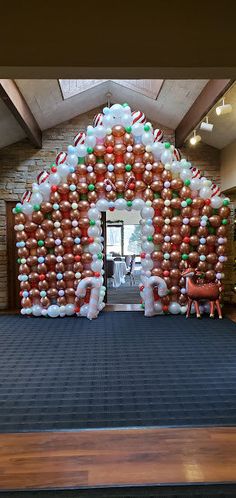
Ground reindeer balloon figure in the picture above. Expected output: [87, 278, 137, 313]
[181, 266, 223, 319]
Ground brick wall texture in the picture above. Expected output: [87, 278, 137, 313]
[0, 106, 230, 310]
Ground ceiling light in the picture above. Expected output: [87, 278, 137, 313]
[200, 116, 214, 132]
[216, 98, 232, 116]
[190, 130, 201, 145]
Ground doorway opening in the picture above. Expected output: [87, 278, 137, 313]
[104, 210, 142, 306]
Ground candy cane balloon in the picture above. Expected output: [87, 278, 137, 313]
[132, 110, 146, 125]
[21, 190, 32, 204]
[74, 131, 86, 147]
[173, 147, 181, 161]
[104, 178, 116, 192]
[37, 170, 49, 185]
[56, 151, 67, 165]
[93, 113, 103, 127]
[125, 175, 136, 191]
[211, 183, 221, 197]
[190, 167, 201, 179]
[153, 128, 164, 142]
[143, 276, 168, 317]
[76, 277, 101, 320]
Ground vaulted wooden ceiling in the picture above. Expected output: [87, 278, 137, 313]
[0, 79, 234, 151]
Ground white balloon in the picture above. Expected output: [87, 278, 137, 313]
[47, 305, 60, 318]
[211, 196, 223, 209]
[88, 242, 101, 254]
[121, 114, 132, 127]
[21, 203, 33, 215]
[96, 199, 109, 211]
[65, 304, 75, 316]
[57, 163, 70, 180]
[76, 144, 87, 157]
[141, 206, 154, 219]
[190, 178, 201, 190]
[152, 142, 164, 160]
[180, 168, 192, 181]
[132, 198, 145, 211]
[132, 122, 144, 137]
[67, 154, 78, 167]
[154, 302, 163, 314]
[32, 305, 43, 317]
[142, 225, 154, 236]
[199, 187, 212, 199]
[161, 150, 172, 165]
[142, 132, 154, 146]
[91, 260, 103, 272]
[48, 172, 61, 185]
[142, 241, 154, 253]
[141, 259, 154, 270]
[114, 198, 127, 210]
[85, 135, 96, 148]
[88, 226, 100, 237]
[169, 302, 181, 314]
[103, 114, 114, 128]
[110, 103, 123, 118]
[80, 304, 89, 317]
[94, 125, 106, 139]
[171, 161, 181, 175]
[31, 192, 43, 205]
[88, 207, 100, 220]
[39, 181, 51, 201]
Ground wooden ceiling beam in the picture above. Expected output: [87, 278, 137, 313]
[0, 79, 42, 148]
[175, 79, 234, 148]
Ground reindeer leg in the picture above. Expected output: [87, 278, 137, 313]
[186, 299, 192, 318]
[215, 299, 223, 319]
[210, 301, 215, 318]
[194, 300, 201, 318]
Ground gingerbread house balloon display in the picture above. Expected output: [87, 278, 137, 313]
[13, 103, 230, 319]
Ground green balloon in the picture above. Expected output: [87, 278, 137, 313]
[182, 254, 189, 260]
[81, 194, 87, 200]
[223, 199, 229, 206]
[144, 124, 150, 132]
[87, 147, 93, 154]
[90, 220, 96, 226]
[141, 303, 145, 309]
[97, 158, 104, 163]
[97, 253, 103, 260]
[185, 179, 191, 187]
[17, 258, 21, 264]
[33, 204, 40, 211]
[78, 157, 85, 164]
[154, 193, 161, 199]
[125, 126, 132, 133]
[147, 235, 153, 242]
[88, 184, 95, 192]
[127, 200, 132, 207]
[165, 142, 171, 149]
[186, 197, 192, 205]
[125, 164, 132, 172]
[15, 206, 22, 214]
[117, 193, 124, 198]
[222, 218, 228, 225]
[123, 103, 129, 107]
[38, 240, 44, 247]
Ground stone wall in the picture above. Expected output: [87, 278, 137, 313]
[0, 106, 223, 309]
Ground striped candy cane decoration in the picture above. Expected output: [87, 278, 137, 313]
[76, 277, 101, 320]
[104, 178, 117, 192]
[93, 113, 103, 127]
[56, 151, 67, 165]
[21, 190, 32, 204]
[153, 128, 164, 142]
[211, 183, 221, 197]
[37, 170, 49, 185]
[131, 110, 146, 125]
[143, 276, 168, 317]
[190, 167, 201, 179]
[74, 131, 86, 147]
[173, 147, 181, 161]
[125, 175, 136, 191]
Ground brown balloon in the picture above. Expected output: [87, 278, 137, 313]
[202, 205, 213, 217]
[44, 237, 55, 248]
[171, 234, 182, 245]
[41, 219, 54, 231]
[171, 216, 182, 227]
[46, 271, 57, 281]
[209, 215, 221, 228]
[170, 251, 181, 262]
[51, 210, 62, 222]
[189, 235, 199, 246]
[40, 297, 50, 308]
[26, 238, 37, 249]
[18, 247, 29, 258]
[219, 206, 230, 218]
[197, 261, 207, 272]
[123, 152, 135, 164]
[16, 231, 28, 242]
[15, 213, 26, 224]
[171, 178, 183, 190]
[216, 226, 227, 236]
[24, 221, 37, 233]
[35, 228, 46, 240]
[161, 188, 172, 200]
[205, 270, 216, 281]
[189, 216, 200, 227]
[180, 186, 192, 199]
[27, 255, 38, 267]
[197, 227, 208, 237]
[47, 288, 58, 299]
[151, 268, 163, 277]
[68, 191, 80, 203]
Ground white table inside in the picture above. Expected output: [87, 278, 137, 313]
[113, 261, 127, 288]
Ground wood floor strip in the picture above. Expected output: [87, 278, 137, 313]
[0, 427, 236, 490]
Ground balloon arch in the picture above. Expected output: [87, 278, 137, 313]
[13, 104, 230, 319]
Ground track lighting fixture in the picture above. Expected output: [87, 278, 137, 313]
[190, 130, 201, 145]
[216, 98, 232, 116]
[200, 116, 214, 132]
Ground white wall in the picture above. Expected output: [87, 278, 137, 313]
[106, 210, 141, 225]
[220, 139, 236, 192]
